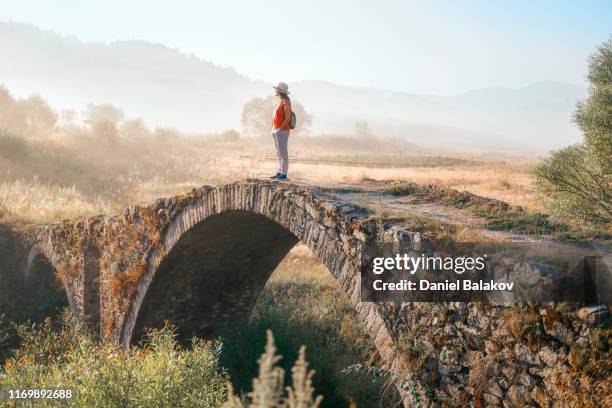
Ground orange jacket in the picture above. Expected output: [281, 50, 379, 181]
[272, 99, 291, 131]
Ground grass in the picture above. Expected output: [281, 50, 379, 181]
[0, 179, 112, 223]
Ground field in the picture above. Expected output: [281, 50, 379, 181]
[0, 129, 539, 224]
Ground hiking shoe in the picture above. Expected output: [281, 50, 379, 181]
[269, 173, 281, 179]
[276, 174, 288, 180]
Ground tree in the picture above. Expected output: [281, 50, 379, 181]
[241, 96, 312, 137]
[84, 103, 124, 124]
[535, 38, 611, 225]
[91, 119, 119, 145]
[17, 95, 58, 136]
[0, 86, 57, 136]
[354, 120, 373, 138]
[60, 109, 77, 124]
[0, 129, 29, 161]
[85, 103, 124, 145]
[0, 85, 25, 132]
[574, 38, 612, 175]
[119, 118, 151, 140]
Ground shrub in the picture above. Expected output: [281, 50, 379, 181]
[535, 144, 610, 224]
[0, 312, 230, 407]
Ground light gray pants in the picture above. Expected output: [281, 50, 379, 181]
[272, 129, 289, 175]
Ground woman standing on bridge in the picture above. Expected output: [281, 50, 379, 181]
[270, 82, 292, 180]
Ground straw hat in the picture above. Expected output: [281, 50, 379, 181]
[272, 82, 290, 94]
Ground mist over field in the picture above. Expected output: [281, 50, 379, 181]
[0, 21, 586, 152]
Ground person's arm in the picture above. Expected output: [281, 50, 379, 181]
[281, 102, 292, 129]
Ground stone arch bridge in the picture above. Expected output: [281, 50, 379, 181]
[3, 180, 420, 404]
[1, 180, 607, 407]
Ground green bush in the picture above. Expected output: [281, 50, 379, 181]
[0, 312, 230, 407]
[535, 144, 610, 224]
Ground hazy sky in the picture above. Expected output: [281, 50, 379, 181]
[2, 0, 610, 94]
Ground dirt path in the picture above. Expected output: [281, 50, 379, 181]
[335, 191, 534, 241]
[271, 179, 610, 254]
[283, 180, 609, 256]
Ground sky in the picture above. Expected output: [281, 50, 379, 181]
[1, 0, 610, 95]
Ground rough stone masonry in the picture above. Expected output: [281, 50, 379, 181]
[1, 180, 610, 407]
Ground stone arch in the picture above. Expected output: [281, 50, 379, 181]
[131, 210, 299, 341]
[119, 182, 410, 404]
[120, 182, 364, 345]
[22, 246, 71, 321]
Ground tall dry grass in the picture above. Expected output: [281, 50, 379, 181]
[0, 179, 112, 223]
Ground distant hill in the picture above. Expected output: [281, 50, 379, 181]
[0, 22, 267, 130]
[291, 80, 586, 151]
[0, 21, 586, 151]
